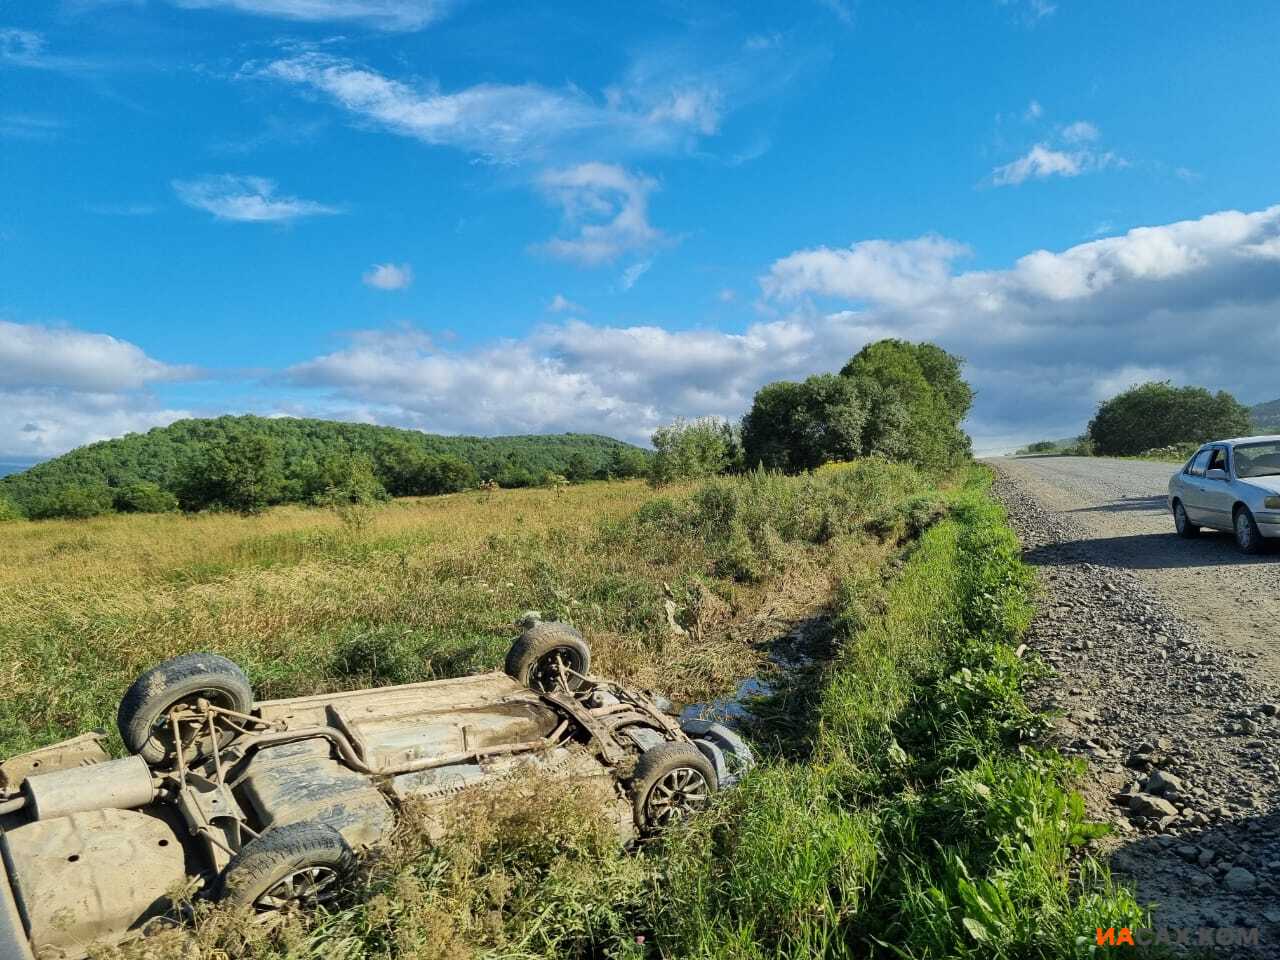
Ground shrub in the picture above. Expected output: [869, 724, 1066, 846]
[113, 480, 179, 514]
[1087, 381, 1253, 455]
[28, 484, 114, 520]
[0, 496, 22, 521]
[650, 417, 739, 485]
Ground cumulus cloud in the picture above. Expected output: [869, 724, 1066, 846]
[362, 262, 413, 290]
[173, 175, 340, 222]
[256, 53, 722, 164]
[166, 0, 452, 30]
[762, 235, 970, 306]
[991, 120, 1123, 187]
[0, 321, 196, 458]
[535, 164, 663, 266]
[276, 204, 1280, 454]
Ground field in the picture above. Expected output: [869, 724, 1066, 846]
[0, 464, 1148, 958]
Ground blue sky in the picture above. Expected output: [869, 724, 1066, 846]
[3, 0, 1279, 459]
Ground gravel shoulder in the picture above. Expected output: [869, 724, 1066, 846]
[989, 457, 1280, 953]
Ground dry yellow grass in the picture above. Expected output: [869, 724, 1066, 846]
[0, 478, 849, 756]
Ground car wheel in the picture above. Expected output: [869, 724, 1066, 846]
[117, 653, 254, 765]
[504, 622, 591, 693]
[1234, 506, 1264, 555]
[218, 822, 355, 913]
[1173, 500, 1199, 539]
[630, 742, 717, 832]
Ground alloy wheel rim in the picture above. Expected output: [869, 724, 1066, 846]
[256, 866, 341, 911]
[645, 766, 710, 826]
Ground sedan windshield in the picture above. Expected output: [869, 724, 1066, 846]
[1234, 441, 1280, 478]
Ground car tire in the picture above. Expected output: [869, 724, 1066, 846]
[630, 741, 717, 832]
[504, 622, 591, 693]
[218, 822, 355, 912]
[1173, 500, 1200, 539]
[117, 653, 253, 765]
[1234, 506, 1265, 555]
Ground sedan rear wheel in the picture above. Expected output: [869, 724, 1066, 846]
[1234, 506, 1264, 555]
[1173, 501, 1199, 539]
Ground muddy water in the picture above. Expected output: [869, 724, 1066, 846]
[678, 615, 832, 724]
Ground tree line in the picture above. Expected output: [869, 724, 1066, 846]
[0, 417, 649, 520]
[1, 338, 977, 520]
[649, 339, 973, 484]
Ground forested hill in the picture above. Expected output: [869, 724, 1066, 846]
[0, 416, 648, 518]
[1253, 398, 1280, 432]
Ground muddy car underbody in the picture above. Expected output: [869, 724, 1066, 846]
[0, 622, 751, 960]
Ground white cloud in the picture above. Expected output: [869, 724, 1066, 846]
[991, 118, 1122, 187]
[0, 28, 95, 72]
[620, 260, 652, 290]
[548, 293, 585, 313]
[0, 321, 196, 458]
[363, 262, 413, 290]
[0, 320, 194, 392]
[257, 53, 723, 164]
[762, 235, 970, 306]
[1024, 99, 1043, 121]
[991, 143, 1123, 186]
[535, 163, 664, 266]
[166, 0, 452, 30]
[173, 174, 340, 222]
[717, 288, 736, 303]
[1060, 120, 1100, 143]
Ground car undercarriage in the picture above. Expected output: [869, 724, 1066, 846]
[0, 621, 752, 960]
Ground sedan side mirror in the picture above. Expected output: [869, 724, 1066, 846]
[1206, 468, 1229, 481]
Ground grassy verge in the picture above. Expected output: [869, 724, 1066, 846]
[645, 466, 1148, 958]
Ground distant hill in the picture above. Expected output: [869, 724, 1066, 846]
[1252, 398, 1280, 433]
[0, 416, 648, 518]
[0, 458, 41, 479]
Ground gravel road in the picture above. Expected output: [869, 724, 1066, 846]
[990, 456, 1280, 954]
[993, 456, 1279, 683]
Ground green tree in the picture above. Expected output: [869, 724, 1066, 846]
[649, 417, 737, 485]
[1086, 381, 1253, 455]
[113, 480, 179, 513]
[841, 340, 971, 470]
[0, 496, 23, 521]
[421, 455, 479, 494]
[29, 484, 114, 520]
[607, 446, 649, 479]
[564, 451, 597, 483]
[310, 453, 386, 506]
[179, 430, 285, 513]
[741, 374, 867, 471]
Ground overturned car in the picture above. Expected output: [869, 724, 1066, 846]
[0, 622, 752, 960]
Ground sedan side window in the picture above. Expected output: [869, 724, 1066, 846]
[1187, 450, 1211, 477]
[1207, 447, 1229, 476]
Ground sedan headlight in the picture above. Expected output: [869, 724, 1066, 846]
[1266, 496, 1280, 510]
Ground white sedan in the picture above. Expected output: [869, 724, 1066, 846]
[1168, 436, 1280, 554]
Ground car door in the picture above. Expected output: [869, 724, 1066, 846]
[1180, 448, 1213, 523]
[1200, 445, 1235, 530]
